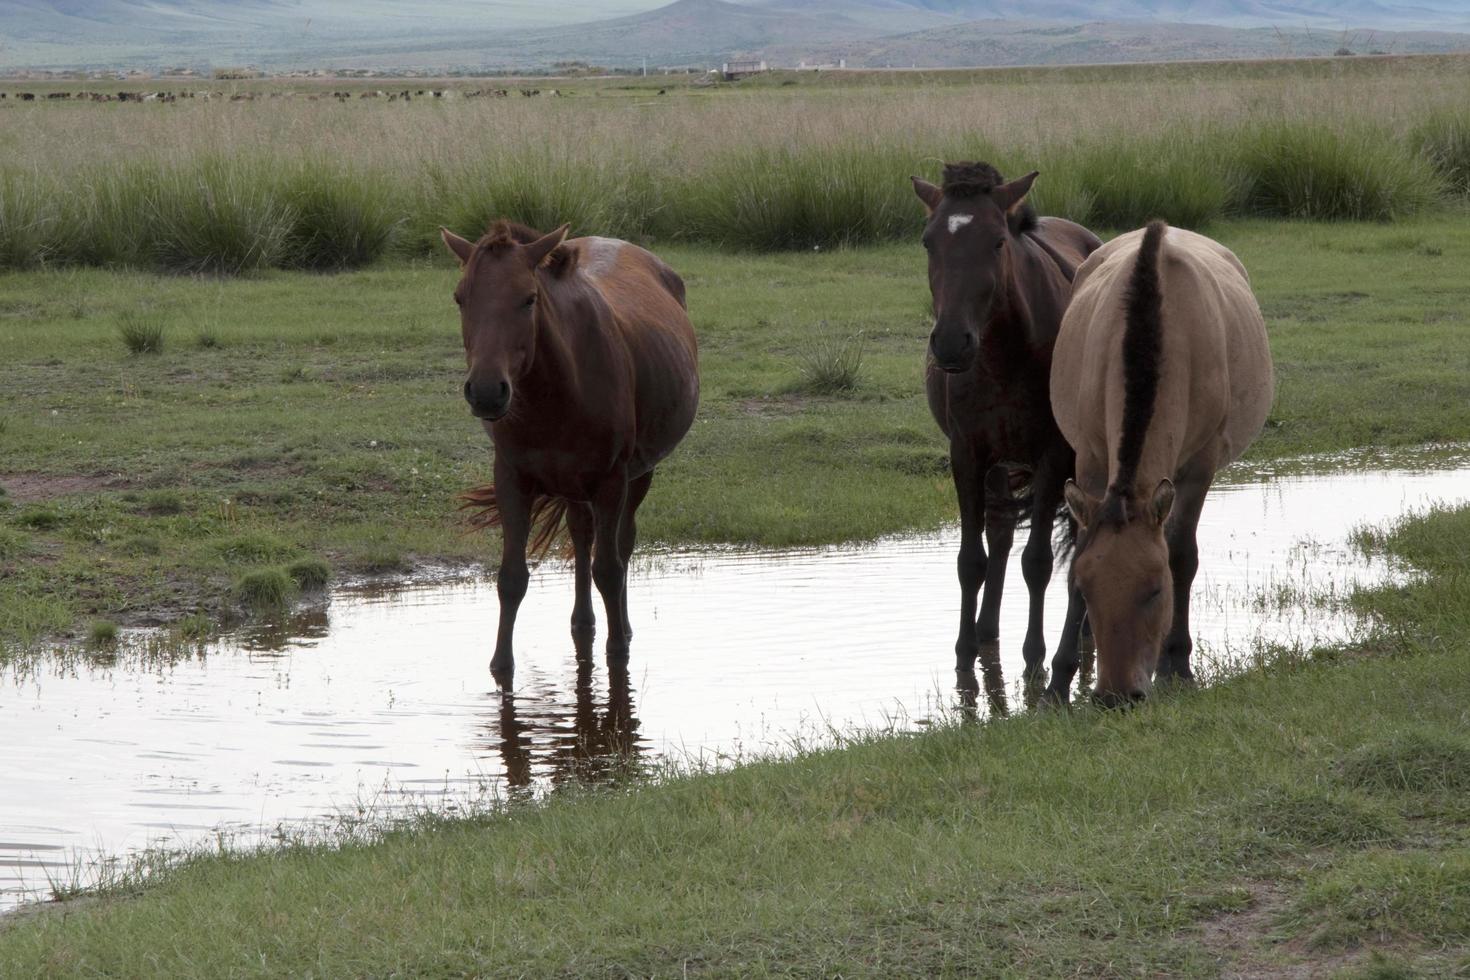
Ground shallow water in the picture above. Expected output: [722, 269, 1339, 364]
[2, 454, 1467, 908]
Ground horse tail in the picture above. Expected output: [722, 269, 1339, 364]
[1110, 219, 1167, 504]
[459, 484, 574, 560]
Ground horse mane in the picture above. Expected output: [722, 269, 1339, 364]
[940, 160, 1039, 234]
[469, 219, 579, 278]
[1095, 219, 1168, 529]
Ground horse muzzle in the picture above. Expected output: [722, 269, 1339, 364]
[929, 325, 977, 374]
[464, 378, 511, 421]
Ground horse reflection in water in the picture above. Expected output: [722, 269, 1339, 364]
[487, 633, 645, 796]
[955, 632, 1096, 718]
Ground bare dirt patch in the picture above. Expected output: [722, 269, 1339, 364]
[738, 395, 808, 418]
[1194, 880, 1369, 979]
[0, 473, 131, 502]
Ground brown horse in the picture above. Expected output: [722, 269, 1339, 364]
[441, 221, 699, 676]
[1051, 221, 1274, 704]
[912, 162, 1102, 680]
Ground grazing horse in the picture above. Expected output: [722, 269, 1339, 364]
[441, 221, 699, 676]
[912, 162, 1101, 678]
[1050, 221, 1273, 704]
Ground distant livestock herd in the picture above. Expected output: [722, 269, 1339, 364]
[0, 88, 563, 104]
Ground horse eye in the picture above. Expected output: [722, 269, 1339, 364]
[522, 294, 537, 309]
[995, 238, 1006, 251]
[1141, 588, 1162, 605]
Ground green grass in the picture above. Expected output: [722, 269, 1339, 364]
[233, 568, 296, 613]
[3, 504, 1468, 976]
[1232, 121, 1447, 221]
[85, 619, 117, 647]
[2, 217, 1470, 647]
[1412, 106, 1470, 196]
[791, 328, 866, 395]
[286, 556, 331, 591]
[115, 311, 164, 354]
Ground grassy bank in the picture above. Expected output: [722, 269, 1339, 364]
[2, 57, 1470, 266]
[3, 503, 1468, 976]
[3, 217, 1470, 649]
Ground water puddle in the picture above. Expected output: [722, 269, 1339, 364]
[3, 452, 1467, 908]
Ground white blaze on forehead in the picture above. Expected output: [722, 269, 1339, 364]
[947, 213, 974, 234]
[580, 236, 622, 279]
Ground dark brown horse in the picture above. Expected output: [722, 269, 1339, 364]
[912, 162, 1101, 681]
[1052, 222, 1273, 704]
[441, 221, 699, 676]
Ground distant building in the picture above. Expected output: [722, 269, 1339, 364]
[722, 59, 767, 80]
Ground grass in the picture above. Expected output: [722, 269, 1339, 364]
[1412, 106, 1470, 195]
[791, 328, 866, 394]
[85, 619, 117, 647]
[1337, 729, 1470, 794]
[1, 57, 1470, 269]
[2, 216, 1470, 648]
[286, 557, 331, 591]
[2, 504, 1469, 975]
[233, 568, 296, 613]
[115, 312, 164, 354]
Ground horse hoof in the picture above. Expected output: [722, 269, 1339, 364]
[489, 660, 514, 688]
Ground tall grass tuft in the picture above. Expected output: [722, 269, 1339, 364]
[88, 619, 119, 647]
[677, 144, 927, 250]
[281, 161, 400, 270]
[117, 312, 165, 354]
[1063, 133, 1235, 229]
[1411, 108, 1470, 195]
[49, 163, 157, 267]
[287, 557, 332, 591]
[235, 568, 297, 613]
[792, 329, 866, 394]
[1233, 122, 1445, 221]
[419, 151, 657, 253]
[0, 173, 54, 269]
[149, 158, 295, 274]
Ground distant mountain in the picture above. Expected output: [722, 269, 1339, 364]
[790, 18, 1470, 68]
[2, 0, 1467, 69]
[0, 0, 660, 68]
[772, 0, 1470, 30]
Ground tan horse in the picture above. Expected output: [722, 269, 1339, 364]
[441, 221, 699, 677]
[1050, 221, 1273, 704]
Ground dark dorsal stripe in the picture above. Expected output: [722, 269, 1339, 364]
[1107, 219, 1167, 511]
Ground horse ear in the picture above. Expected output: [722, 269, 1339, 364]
[1063, 479, 1096, 529]
[911, 176, 942, 215]
[440, 228, 474, 265]
[524, 223, 571, 268]
[1150, 479, 1176, 526]
[992, 170, 1039, 215]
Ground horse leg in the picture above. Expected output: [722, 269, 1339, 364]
[490, 467, 532, 679]
[614, 471, 655, 642]
[1019, 462, 1066, 678]
[590, 476, 631, 659]
[951, 448, 987, 670]
[1044, 585, 1088, 704]
[567, 502, 596, 635]
[976, 464, 1015, 643]
[1157, 475, 1211, 684]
